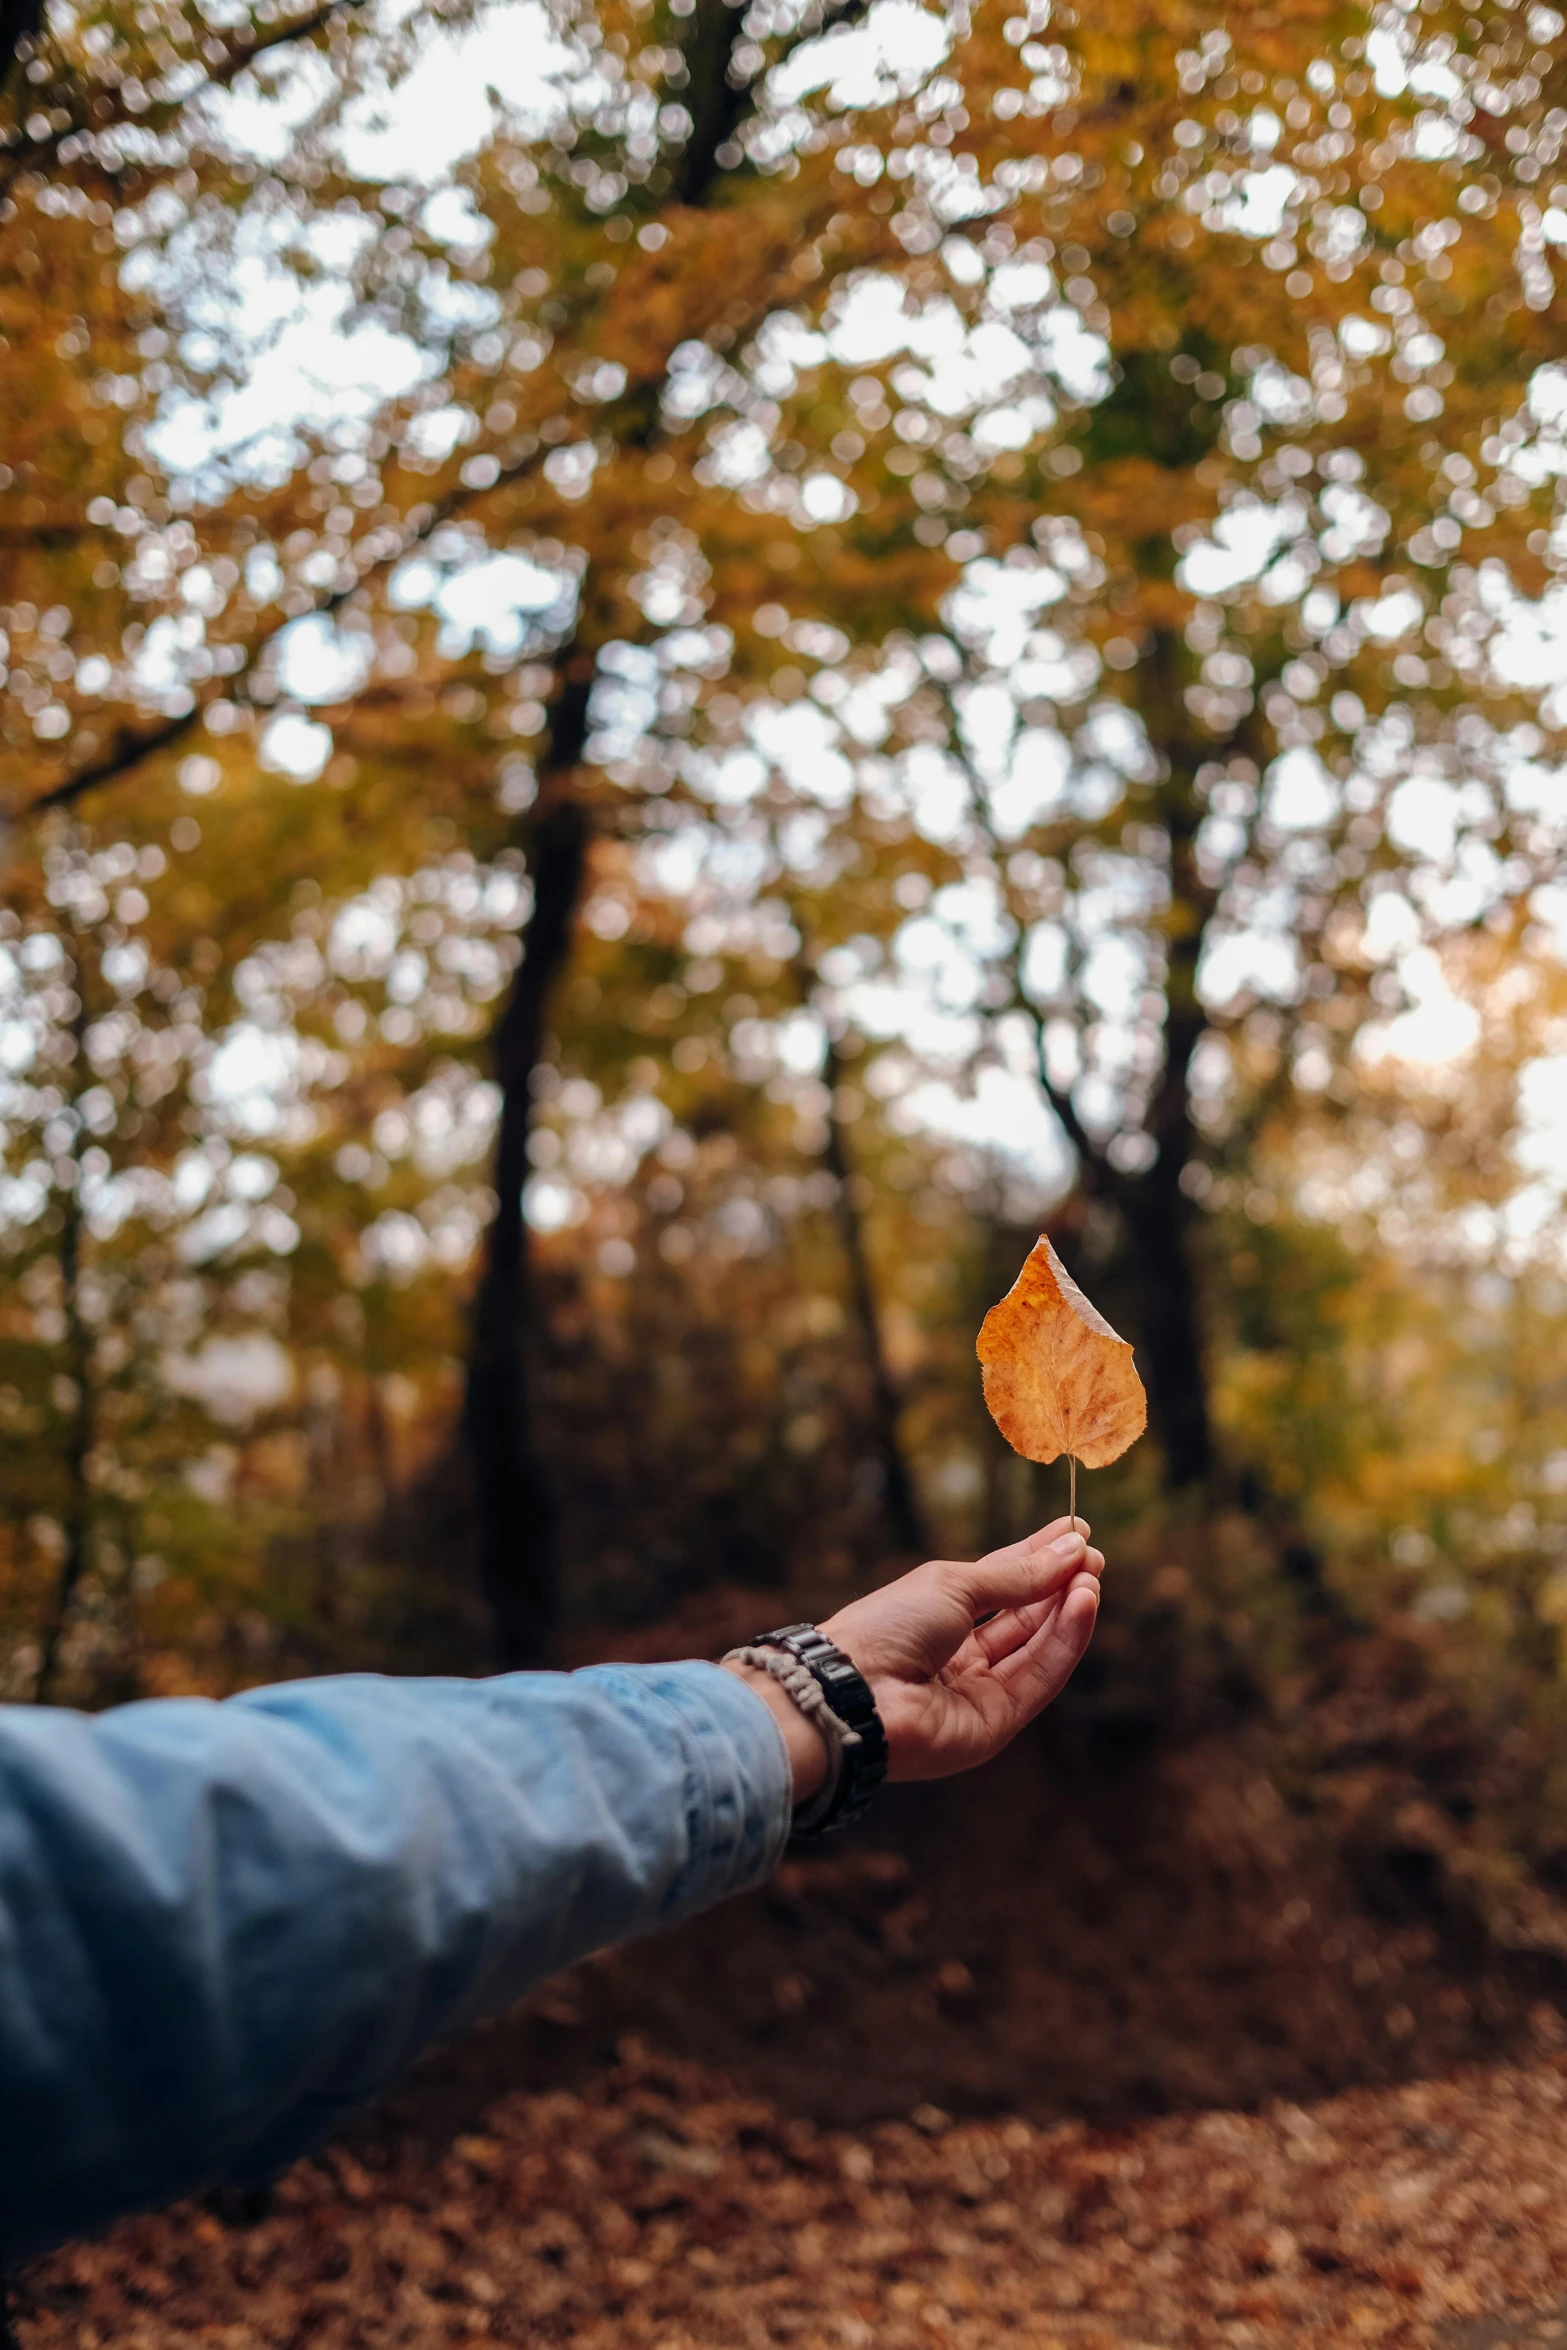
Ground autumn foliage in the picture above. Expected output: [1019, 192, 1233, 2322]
[0, 0, 1564, 1709]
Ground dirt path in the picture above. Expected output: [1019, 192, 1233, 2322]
[18, 2037, 1567, 2349]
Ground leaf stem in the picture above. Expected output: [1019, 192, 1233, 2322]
[1069, 1453, 1077, 1532]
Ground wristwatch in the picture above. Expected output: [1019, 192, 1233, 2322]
[754, 1622, 889, 1838]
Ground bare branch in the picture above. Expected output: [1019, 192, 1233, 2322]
[24, 438, 552, 818]
[0, 521, 115, 547]
[0, 0, 43, 92]
[1011, 980, 1130, 1207]
[1, 0, 366, 198]
[672, 0, 869, 203]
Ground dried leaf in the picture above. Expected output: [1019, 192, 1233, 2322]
[977, 1235, 1147, 1471]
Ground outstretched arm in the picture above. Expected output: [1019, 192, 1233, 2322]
[0, 1660, 790, 2261]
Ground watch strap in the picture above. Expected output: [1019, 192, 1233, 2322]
[752, 1622, 889, 1838]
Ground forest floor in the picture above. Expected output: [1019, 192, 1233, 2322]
[19, 1590, 1567, 2349]
[19, 2036, 1567, 2349]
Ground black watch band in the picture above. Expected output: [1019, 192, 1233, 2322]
[754, 1622, 889, 1838]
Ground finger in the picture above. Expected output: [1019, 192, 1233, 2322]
[953, 1576, 1091, 1687]
[992, 1570, 1101, 1717]
[971, 1566, 1103, 1667]
[984, 1515, 1091, 1563]
[970, 1597, 1052, 1667]
[970, 1547, 1105, 1665]
[946, 1525, 1092, 1623]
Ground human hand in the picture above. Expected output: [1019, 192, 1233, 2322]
[817, 1518, 1104, 1782]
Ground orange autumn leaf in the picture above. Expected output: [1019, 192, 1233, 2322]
[977, 1236, 1147, 1471]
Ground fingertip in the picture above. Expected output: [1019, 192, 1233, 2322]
[1032, 1514, 1092, 1548]
[1060, 1584, 1099, 1646]
[1054, 1512, 1091, 1541]
[963, 1527, 1094, 1622]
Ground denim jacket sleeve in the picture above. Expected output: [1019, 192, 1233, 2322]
[0, 1661, 793, 2261]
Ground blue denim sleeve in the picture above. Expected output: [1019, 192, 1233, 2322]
[0, 1660, 792, 2260]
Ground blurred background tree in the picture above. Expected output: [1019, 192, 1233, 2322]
[2, 0, 1566, 1710]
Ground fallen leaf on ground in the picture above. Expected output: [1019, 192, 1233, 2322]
[977, 1236, 1147, 1471]
[24, 2044, 1567, 2350]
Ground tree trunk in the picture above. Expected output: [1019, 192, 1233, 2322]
[1116, 1153, 1212, 1489]
[463, 674, 592, 1664]
[0, 0, 42, 88]
[1012, 1004, 1214, 1492]
[35, 980, 94, 1702]
[992, 623, 1220, 1495]
[1114, 628, 1220, 1491]
[461, 0, 882, 1646]
[820, 1031, 929, 1559]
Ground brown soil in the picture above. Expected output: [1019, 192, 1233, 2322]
[456, 1590, 1560, 2136]
[377, 1720, 1552, 2158]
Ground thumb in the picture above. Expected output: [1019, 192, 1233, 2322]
[947, 1522, 1092, 1620]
